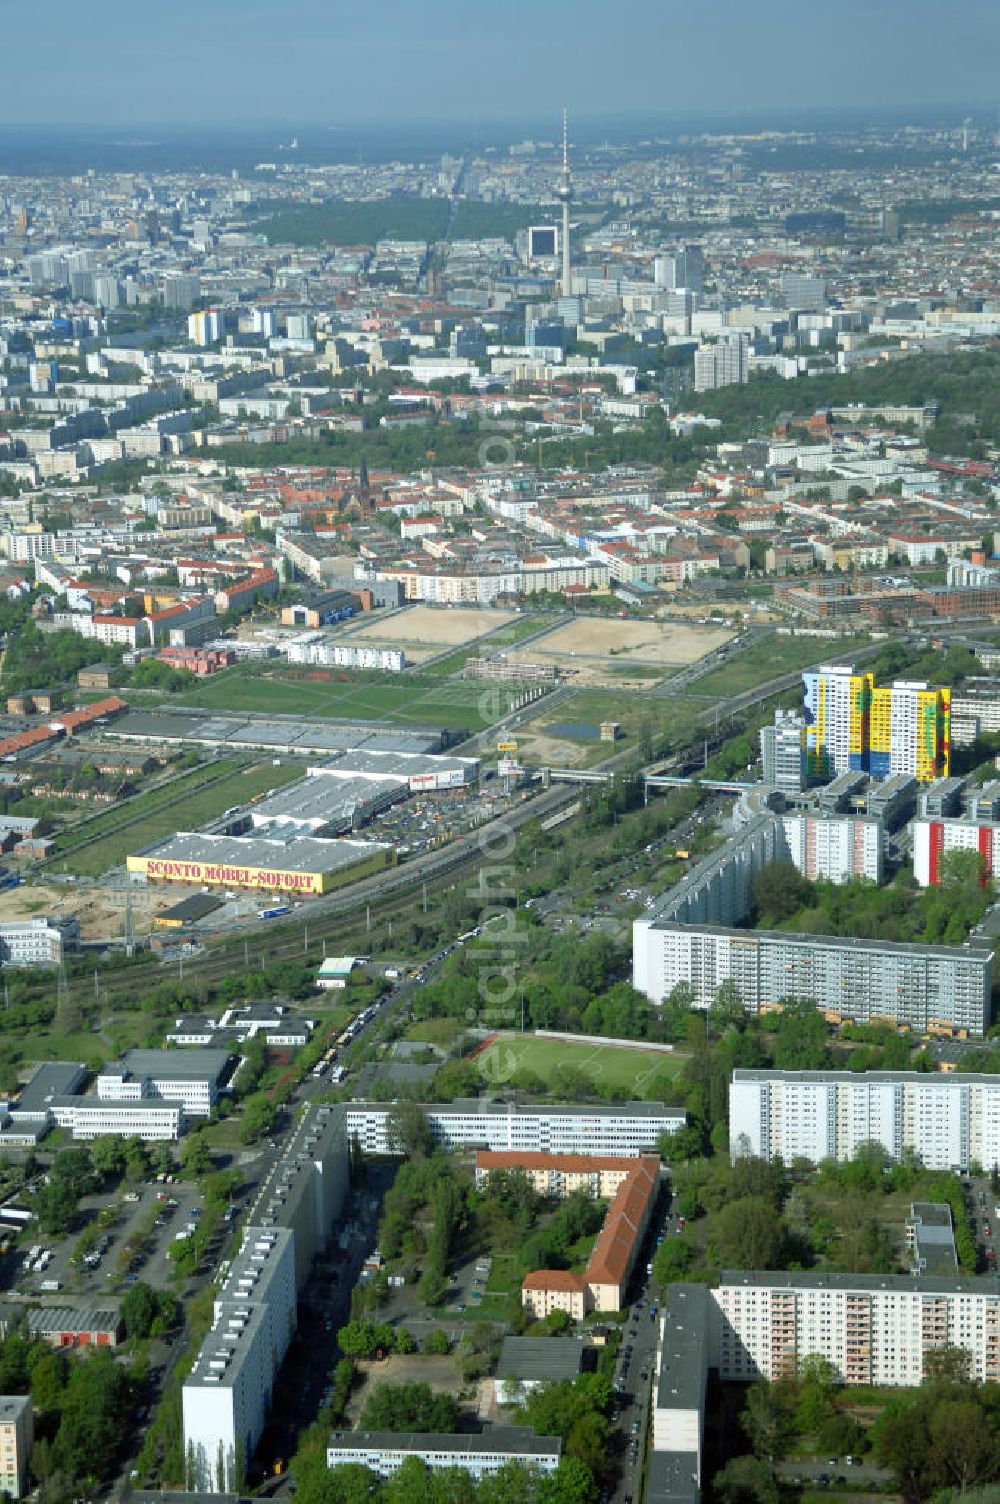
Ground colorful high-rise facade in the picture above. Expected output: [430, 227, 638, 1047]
[802, 666, 949, 782]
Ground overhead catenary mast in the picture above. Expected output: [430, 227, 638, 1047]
[556, 108, 573, 297]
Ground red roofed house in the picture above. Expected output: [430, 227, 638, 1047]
[476, 1151, 661, 1318]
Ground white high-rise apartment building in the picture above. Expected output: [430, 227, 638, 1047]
[713, 1272, 1000, 1387]
[729, 1069, 1000, 1171]
[694, 334, 749, 393]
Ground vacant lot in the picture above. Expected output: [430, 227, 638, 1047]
[693, 634, 870, 699]
[471, 1030, 686, 1098]
[513, 689, 702, 767]
[0, 878, 170, 943]
[527, 615, 733, 664]
[345, 605, 516, 649]
[345, 1353, 467, 1427]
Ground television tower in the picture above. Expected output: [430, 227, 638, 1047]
[556, 108, 573, 297]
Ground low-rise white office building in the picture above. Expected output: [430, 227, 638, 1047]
[48, 1097, 182, 1141]
[326, 1428, 561, 1481]
[98, 1048, 230, 1116]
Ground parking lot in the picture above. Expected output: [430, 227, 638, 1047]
[10, 1177, 206, 1301]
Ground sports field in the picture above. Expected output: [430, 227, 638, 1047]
[471, 1031, 686, 1098]
[157, 667, 528, 730]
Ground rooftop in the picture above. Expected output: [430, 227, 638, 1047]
[327, 1427, 562, 1458]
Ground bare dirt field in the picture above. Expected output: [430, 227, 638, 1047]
[345, 1353, 470, 1426]
[343, 605, 516, 649]
[529, 616, 733, 663]
[505, 616, 733, 687]
[0, 880, 178, 942]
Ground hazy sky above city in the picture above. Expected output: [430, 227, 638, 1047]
[5, 0, 1000, 128]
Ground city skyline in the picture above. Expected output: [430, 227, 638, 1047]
[2, 0, 1000, 127]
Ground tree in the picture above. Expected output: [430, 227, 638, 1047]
[359, 1382, 457, 1433]
[121, 1282, 158, 1340]
[713, 1196, 785, 1268]
[89, 1136, 127, 1180]
[181, 1132, 212, 1177]
[741, 1383, 793, 1460]
[714, 1456, 780, 1504]
[386, 1102, 434, 1158]
[423, 1328, 451, 1355]
[538, 1455, 599, 1504]
[238, 1096, 277, 1145]
[33, 1178, 78, 1234]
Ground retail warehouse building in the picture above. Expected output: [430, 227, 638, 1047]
[127, 831, 393, 895]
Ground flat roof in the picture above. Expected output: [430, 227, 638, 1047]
[18, 1061, 86, 1112]
[496, 1336, 587, 1381]
[721, 1269, 999, 1294]
[157, 893, 223, 923]
[353, 1099, 681, 1119]
[649, 920, 994, 962]
[655, 1283, 709, 1412]
[646, 1451, 701, 1504]
[119, 1047, 231, 1081]
[252, 774, 404, 824]
[135, 830, 391, 877]
[109, 709, 447, 755]
[733, 1068, 1000, 1086]
[327, 1427, 561, 1458]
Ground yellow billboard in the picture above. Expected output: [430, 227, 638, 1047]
[127, 854, 324, 894]
[498, 740, 518, 754]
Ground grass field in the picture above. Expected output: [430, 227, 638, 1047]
[693, 635, 870, 699]
[156, 667, 528, 730]
[472, 1031, 686, 1098]
[56, 760, 304, 876]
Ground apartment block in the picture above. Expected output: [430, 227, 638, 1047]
[729, 1068, 1000, 1170]
[183, 1104, 349, 1491]
[802, 666, 950, 782]
[183, 1227, 297, 1492]
[913, 816, 1000, 885]
[0, 1396, 32, 1499]
[634, 921, 991, 1033]
[712, 1271, 1000, 1387]
[344, 1101, 683, 1157]
[781, 811, 883, 884]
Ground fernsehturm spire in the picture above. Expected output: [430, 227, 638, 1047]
[556, 108, 573, 297]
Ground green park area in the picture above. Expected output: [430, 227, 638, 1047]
[51, 759, 304, 877]
[259, 197, 451, 246]
[146, 665, 527, 730]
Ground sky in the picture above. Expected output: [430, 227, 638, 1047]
[5, 0, 1000, 128]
